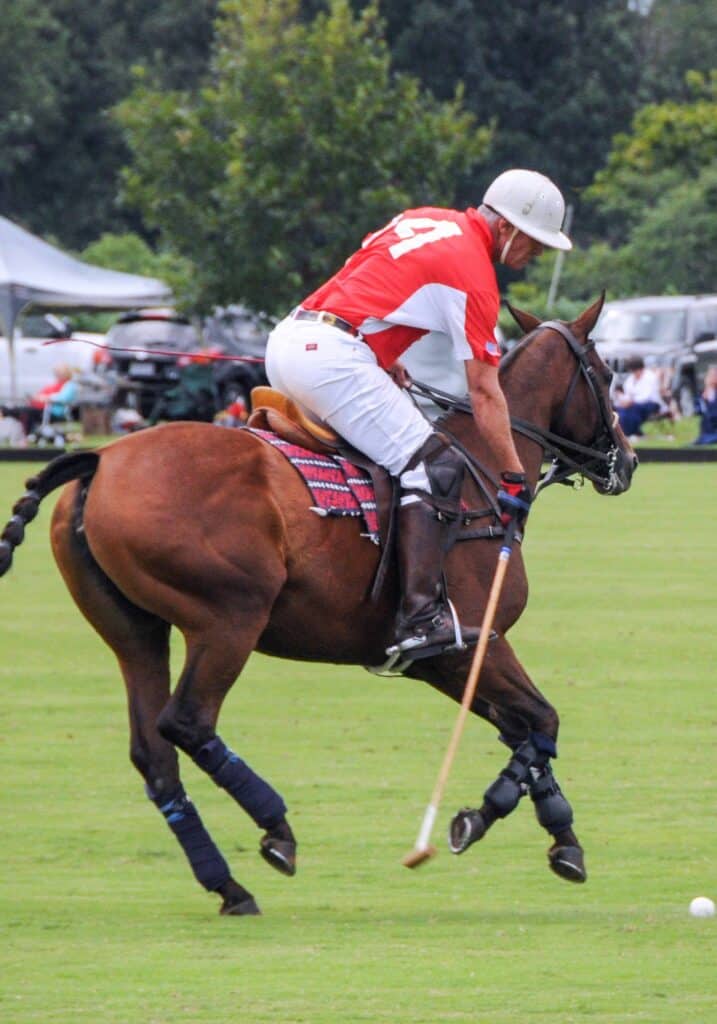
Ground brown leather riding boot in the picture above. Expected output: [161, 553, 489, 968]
[387, 500, 479, 657]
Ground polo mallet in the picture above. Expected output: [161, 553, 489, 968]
[402, 519, 518, 869]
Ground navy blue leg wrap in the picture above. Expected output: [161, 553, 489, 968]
[499, 731, 557, 759]
[148, 784, 230, 892]
[531, 731, 558, 759]
[193, 736, 287, 830]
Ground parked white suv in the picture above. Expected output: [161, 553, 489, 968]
[593, 295, 717, 416]
[0, 314, 104, 406]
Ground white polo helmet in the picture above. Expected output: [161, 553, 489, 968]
[483, 169, 572, 251]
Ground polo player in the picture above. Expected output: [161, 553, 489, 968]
[265, 169, 572, 658]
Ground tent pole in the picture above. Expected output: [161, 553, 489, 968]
[8, 318, 18, 404]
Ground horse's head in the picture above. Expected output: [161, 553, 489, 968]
[504, 294, 637, 496]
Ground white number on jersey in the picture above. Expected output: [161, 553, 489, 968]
[388, 217, 463, 259]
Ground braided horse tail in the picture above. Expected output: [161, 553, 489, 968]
[0, 451, 99, 577]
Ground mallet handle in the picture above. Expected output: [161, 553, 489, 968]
[404, 523, 517, 862]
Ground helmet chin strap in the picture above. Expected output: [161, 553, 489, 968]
[499, 225, 519, 264]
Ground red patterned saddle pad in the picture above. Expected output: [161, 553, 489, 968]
[247, 428, 379, 542]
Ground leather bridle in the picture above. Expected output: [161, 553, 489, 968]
[510, 320, 625, 494]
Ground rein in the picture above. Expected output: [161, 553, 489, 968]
[408, 319, 624, 497]
[42, 337, 266, 364]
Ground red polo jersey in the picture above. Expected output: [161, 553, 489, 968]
[302, 207, 501, 370]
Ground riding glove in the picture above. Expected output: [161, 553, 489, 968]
[497, 471, 532, 529]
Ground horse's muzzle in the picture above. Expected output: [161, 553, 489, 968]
[593, 445, 637, 496]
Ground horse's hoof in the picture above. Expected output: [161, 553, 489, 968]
[260, 835, 297, 876]
[448, 807, 487, 854]
[548, 844, 587, 883]
[216, 878, 262, 915]
[220, 895, 262, 916]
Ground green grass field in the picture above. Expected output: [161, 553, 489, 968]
[1, 461, 715, 1024]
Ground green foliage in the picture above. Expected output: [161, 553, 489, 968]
[379, 0, 645, 235]
[508, 244, 634, 318]
[4, 0, 717, 317]
[617, 163, 717, 294]
[4, 0, 717, 275]
[586, 71, 717, 243]
[1, 0, 217, 249]
[117, 0, 491, 316]
[79, 232, 196, 312]
[0, 0, 68, 177]
[81, 233, 168, 277]
[65, 233, 195, 331]
[641, 0, 717, 101]
[499, 282, 586, 338]
[524, 72, 717, 306]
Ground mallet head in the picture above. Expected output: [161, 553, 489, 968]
[401, 844, 437, 869]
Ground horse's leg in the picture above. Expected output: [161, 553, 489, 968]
[156, 619, 297, 879]
[50, 489, 260, 915]
[444, 637, 585, 882]
[81, 645, 261, 918]
[125, 641, 261, 915]
[476, 707, 585, 883]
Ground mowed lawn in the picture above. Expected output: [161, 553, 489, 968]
[0, 459, 715, 1024]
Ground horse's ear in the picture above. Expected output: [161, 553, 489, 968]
[572, 292, 606, 337]
[506, 302, 541, 334]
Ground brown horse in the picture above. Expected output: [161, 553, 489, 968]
[0, 296, 636, 915]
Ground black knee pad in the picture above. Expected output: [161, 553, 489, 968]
[404, 435, 464, 507]
[484, 738, 538, 818]
[529, 765, 574, 833]
[424, 438, 464, 505]
[483, 775, 524, 817]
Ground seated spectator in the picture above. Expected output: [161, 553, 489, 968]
[693, 365, 717, 445]
[613, 356, 663, 440]
[30, 364, 79, 420]
[2, 364, 80, 445]
[4, 365, 79, 437]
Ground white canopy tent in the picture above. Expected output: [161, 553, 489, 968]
[0, 215, 172, 401]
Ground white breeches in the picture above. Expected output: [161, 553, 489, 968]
[265, 316, 433, 478]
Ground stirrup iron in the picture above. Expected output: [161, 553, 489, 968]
[385, 599, 466, 659]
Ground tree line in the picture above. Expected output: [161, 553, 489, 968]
[2, 0, 716, 323]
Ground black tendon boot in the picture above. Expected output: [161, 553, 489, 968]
[386, 499, 479, 658]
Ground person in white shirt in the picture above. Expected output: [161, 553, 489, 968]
[614, 356, 662, 438]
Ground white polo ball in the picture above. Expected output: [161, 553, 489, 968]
[689, 896, 715, 918]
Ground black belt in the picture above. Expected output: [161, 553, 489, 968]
[293, 308, 360, 337]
